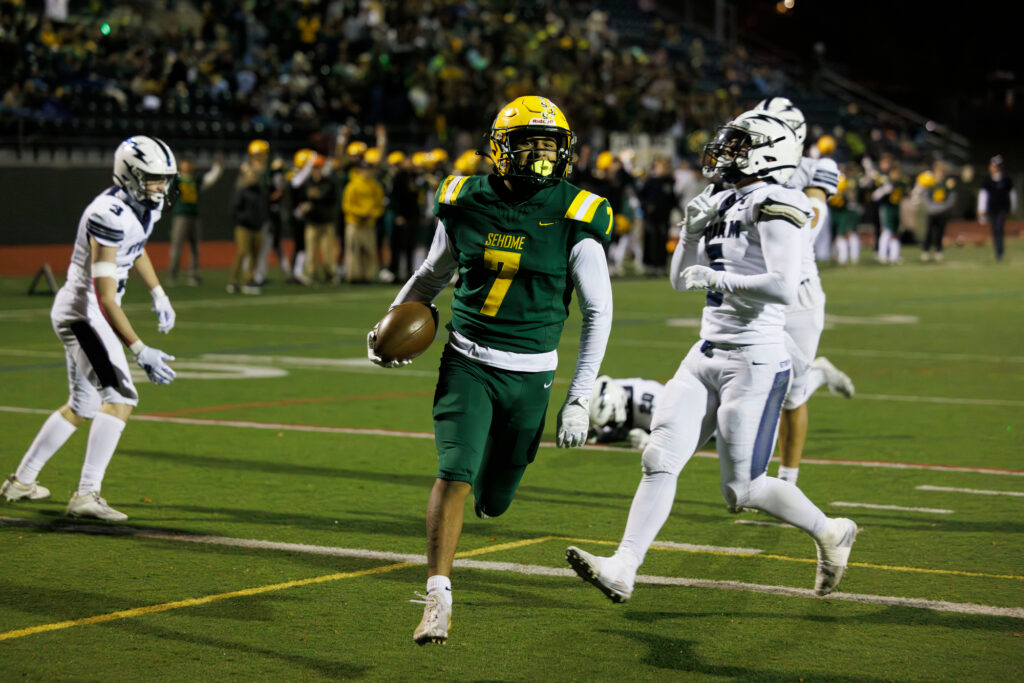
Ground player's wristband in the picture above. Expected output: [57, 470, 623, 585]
[150, 286, 166, 300]
[129, 340, 146, 356]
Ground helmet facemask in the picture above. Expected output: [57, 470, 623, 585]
[701, 126, 756, 185]
[490, 126, 576, 187]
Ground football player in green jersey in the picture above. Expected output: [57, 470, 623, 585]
[367, 96, 614, 644]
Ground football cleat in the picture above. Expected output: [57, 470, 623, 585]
[66, 491, 128, 521]
[565, 546, 634, 603]
[411, 591, 451, 645]
[814, 517, 858, 596]
[1, 475, 51, 502]
[812, 357, 855, 398]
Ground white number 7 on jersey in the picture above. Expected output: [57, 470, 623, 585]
[480, 248, 521, 316]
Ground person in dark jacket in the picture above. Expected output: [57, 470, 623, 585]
[637, 157, 678, 273]
[978, 155, 1018, 262]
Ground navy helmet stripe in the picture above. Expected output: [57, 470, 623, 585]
[151, 137, 173, 167]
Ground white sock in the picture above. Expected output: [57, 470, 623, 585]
[849, 233, 860, 262]
[888, 237, 901, 263]
[15, 410, 78, 484]
[617, 471, 678, 567]
[77, 412, 126, 495]
[805, 368, 828, 397]
[746, 476, 826, 536]
[426, 575, 452, 605]
[877, 230, 891, 262]
[835, 238, 849, 264]
[777, 465, 800, 485]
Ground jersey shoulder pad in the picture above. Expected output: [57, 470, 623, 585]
[563, 184, 614, 241]
[810, 158, 840, 196]
[84, 195, 128, 246]
[434, 174, 476, 211]
[757, 185, 811, 228]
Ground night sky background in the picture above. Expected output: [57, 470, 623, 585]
[737, 1, 1021, 161]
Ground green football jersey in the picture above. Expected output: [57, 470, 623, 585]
[433, 174, 613, 354]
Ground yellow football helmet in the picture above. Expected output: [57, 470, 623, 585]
[488, 95, 576, 185]
[346, 141, 368, 157]
[364, 147, 382, 165]
[248, 139, 269, 156]
[454, 149, 481, 175]
[816, 135, 836, 156]
[293, 148, 315, 169]
[916, 170, 936, 188]
[387, 150, 406, 165]
[595, 150, 615, 171]
[411, 151, 430, 169]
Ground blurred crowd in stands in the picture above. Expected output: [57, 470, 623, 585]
[1, 0, 1014, 285]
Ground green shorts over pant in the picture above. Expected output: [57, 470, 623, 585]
[432, 345, 555, 517]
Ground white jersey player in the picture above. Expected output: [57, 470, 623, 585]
[566, 111, 858, 602]
[1, 136, 179, 521]
[755, 98, 855, 486]
[588, 375, 665, 450]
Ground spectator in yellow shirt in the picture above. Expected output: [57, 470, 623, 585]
[342, 163, 385, 283]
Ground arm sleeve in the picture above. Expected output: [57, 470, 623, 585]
[391, 220, 458, 306]
[201, 164, 223, 190]
[709, 219, 801, 305]
[871, 182, 893, 202]
[977, 188, 988, 216]
[290, 158, 314, 188]
[669, 235, 707, 291]
[85, 210, 125, 247]
[566, 238, 613, 400]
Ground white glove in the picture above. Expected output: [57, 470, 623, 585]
[681, 265, 722, 292]
[556, 396, 590, 448]
[366, 328, 413, 368]
[135, 345, 176, 385]
[679, 185, 718, 237]
[152, 294, 176, 334]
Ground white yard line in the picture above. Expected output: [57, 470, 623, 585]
[917, 485, 1024, 498]
[830, 501, 955, 514]
[1, 516, 1020, 620]
[1, 405, 1022, 478]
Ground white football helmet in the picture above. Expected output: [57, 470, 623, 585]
[701, 111, 802, 186]
[113, 136, 178, 207]
[755, 97, 806, 144]
[589, 376, 629, 430]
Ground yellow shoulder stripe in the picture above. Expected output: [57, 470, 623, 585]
[449, 176, 470, 204]
[438, 175, 471, 205]
[565, 189, 603, 222]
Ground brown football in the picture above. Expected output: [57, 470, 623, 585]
[372, 302, 439, 363]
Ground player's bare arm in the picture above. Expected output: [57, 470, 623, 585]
[91, 240, 141, 346]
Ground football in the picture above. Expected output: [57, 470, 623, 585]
[372, 302, 439, 363]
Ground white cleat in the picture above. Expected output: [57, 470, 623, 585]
[1, 475, 50, 502]
[814, 517, 858, 596]
[66, 491, 128, 521]
[813, 357, 855, 398]
[411, 592, 451, 645]
[565, 546, 634, 603]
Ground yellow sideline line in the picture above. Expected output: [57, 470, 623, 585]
[560, 537, 1024, 582]
[0, 536, 551, 643]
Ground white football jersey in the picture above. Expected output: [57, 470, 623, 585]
[61, 187, 163, 318]
[617, 377, 664, 433]
[700, 182, 810, 345]
[787, 157, 839, 281]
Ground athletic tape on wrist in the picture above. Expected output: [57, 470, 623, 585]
[150, 285, 166, 300]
